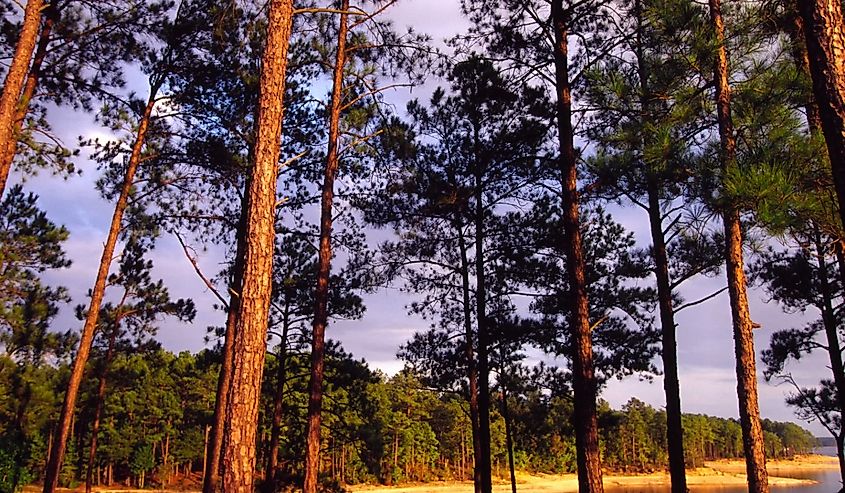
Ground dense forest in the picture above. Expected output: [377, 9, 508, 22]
[1, 0, 845, 493]
[0, 346, 820, 490]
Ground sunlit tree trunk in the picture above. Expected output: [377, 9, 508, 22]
[0, 0, 43, 197]
[221, 0, 294, 489]
[303, 3, 349, 492]
[43, 85, 160, 493]
[797, 0, 845, 232]
[204, 187, 248, 493]
[551, 2, 603, 492]
[85, 328, 118, 493]
[707, 1, 769, 492]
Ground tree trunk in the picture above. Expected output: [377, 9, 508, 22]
[303, 4, 349, 493]
[203, 181, 249, 493]
[551, 2, 603, 492]
[0, 0, 43, 197]
[500, 386, 517, 493]
[708, 2, 769, 492]
[457, 225, 483, 493]
[85, 329, 117, 493]
[811, 231, 845, 491]
[836, 434, 845, 491]
[472, 138, 493, 493]
[633, 0, 688, 487]
[220, 0, 293, 490]
[265, 316, 291, 485]
[796, 0, 845, 232]
[0, 0, 55, 187]
[43, 85, 160, 493]
[646, 179, 688, 492]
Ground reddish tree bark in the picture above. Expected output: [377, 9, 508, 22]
[303, 3, 349, 492]
[203, 190, 248, 493]
[550, 2, 603, 492]
[797, 0, 845, 232]
[0, 0, 44, 196]
[220, 0, 294, 490]
[708, 1, 769, 492]
[43, 85, 160, 493]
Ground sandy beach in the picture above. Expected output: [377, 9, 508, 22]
[348, 455, 840, 493]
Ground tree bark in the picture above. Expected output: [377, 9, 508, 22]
[472, 133, 493, 493]
[0, 0, 43, 197]
[221, 0, 293, 490]
[43, 85, 159, 493]
[811, 231, 845, 489]
[0, 0, 55, 187]
[708, 2, 769, 492]
[303, 4, 348, 493]
[458, 225, 483, 493]
[265, 312, 291, 485]
[797, 0, 845, 232]
[632, 0, 687, 487]
[203, 183, 249, 493]
[85, 328, 117, 493]
[551, 2, 603, 492]
[647, 179, 688, 493]
[499, 385, 517, 493]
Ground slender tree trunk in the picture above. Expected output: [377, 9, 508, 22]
[0, 0, 43, 197]
[303, 4, 348, 493]
[203, 183, 249, 493]
[472, 143, 493, 493]
[43, 85, 159, 493]
[499, 385, 517, 493]
[708, 2, 769, 492]
[796, 0, 845, 232]
[811, 231, 845, 491]
[551, 2, 603, 492]
[85, 329, 117, 493]
[646, 180, 687, 493]
[633, 0, 687, 487]
[221, 0, 293, 490]
[265, 316, 291, 485]
[457, 226, 483, 493]
[836, 434, 845, 491]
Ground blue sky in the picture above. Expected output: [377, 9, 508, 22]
[9, 0, 833, 436]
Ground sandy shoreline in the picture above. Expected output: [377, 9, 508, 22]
[350, 455, 839, 493]
[22, 455, 839, 493]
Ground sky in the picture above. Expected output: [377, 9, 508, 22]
[9, 0, 833, 436]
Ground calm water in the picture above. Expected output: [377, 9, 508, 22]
[607, 448, 843, 493]
[607, 470, 841, 493]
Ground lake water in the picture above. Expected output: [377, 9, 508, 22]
[607, 470, 841, 493]
[607, 448, 843, 493]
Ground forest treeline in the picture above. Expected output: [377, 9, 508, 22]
[0, 346, 820, 490]
[2, 0, 845, 493]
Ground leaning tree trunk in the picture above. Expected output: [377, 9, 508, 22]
[0, 0, 43, 197]
[0, 0, 56, 187]
[85, 329, 118, 493]
[43, 85, 160, 493]
[457, 225, 483, 492]
[303, 5, 349, 492]
[203, 186, 249, 493]
[551, 2, 603, 492]
[797, 0, 845, 233]
[647, 179, 688, 493]
[220, 0, 294, 490]
[708, 1, 769, 492]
